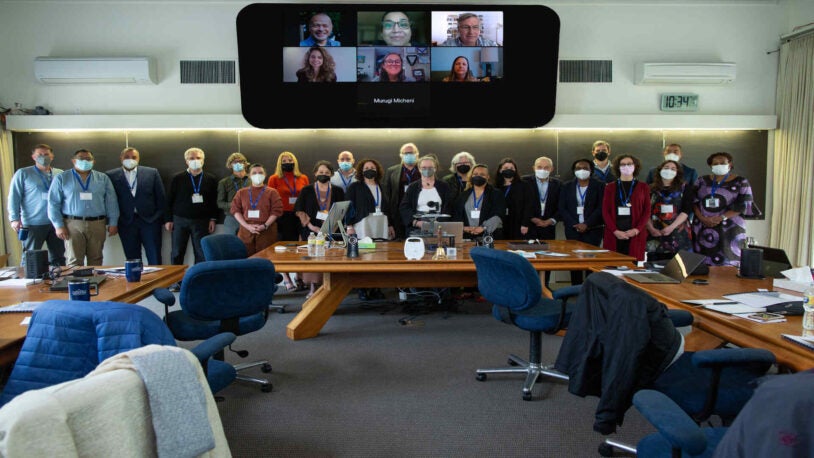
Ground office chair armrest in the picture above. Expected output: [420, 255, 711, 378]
[190, 332, 237, 363]
[692, 348, 776, 368]
[633, 390, 708, 456]
[152, 287, 176, 306]
[667, 309, 693, 327]
[552, 285, 581, 300]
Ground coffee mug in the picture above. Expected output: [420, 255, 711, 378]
[68, 279, 99, 301]
[18, 227, 29, 241]
[125, 259, 143, 282]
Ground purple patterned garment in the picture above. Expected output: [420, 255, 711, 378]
[691, 175, 757, 266]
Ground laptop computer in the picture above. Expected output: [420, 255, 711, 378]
[624, 250, 707, 284]
[49, 275, 107, 292]
[748, 244, 793, 279]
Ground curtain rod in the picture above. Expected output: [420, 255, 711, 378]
[780, 22, 814, 42]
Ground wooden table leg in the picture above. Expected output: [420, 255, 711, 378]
[286, 273, 353, 340]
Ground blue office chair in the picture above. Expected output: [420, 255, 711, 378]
[201, 233, 286, 313]
[634, 369, 814, 457]
[0, 300, 236, 407]
[469, 246, 582, 401]
[152, 258, 277, 392]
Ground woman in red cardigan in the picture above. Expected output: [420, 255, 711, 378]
[602, 154, 651, 261]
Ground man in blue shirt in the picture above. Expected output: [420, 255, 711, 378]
[644, 143, 699, 187]
[299, 12, 341, 47]
[48, 149, 120, 267]
[439, 13, 499, 47]
[7, 144, 65, 267]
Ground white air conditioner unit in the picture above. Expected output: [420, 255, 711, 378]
[635, 62, 736, 85]
[34, 57, 157, 84]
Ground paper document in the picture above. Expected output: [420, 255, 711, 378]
[782, 334, 814, 351]
[682, 299, 739, 306]
[508, 250, 536, 259]
[733, 312, 786, 323]
[0, 301, 43, 313]
[535, 251, 569, 257]
[95, 266, 163, 276]
[0, 279, 36, 287]
[704, 303, 766, 314]
[572, 249, 609, 253]
[722, 291, 803, 308]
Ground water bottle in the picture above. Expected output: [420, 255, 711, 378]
[315, 232, 326, 257]
[307, 232, 316, 257]
[803, 283, 814, 332]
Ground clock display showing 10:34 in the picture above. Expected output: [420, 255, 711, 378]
[660, 93, 699, 112]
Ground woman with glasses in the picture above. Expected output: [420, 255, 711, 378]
[379, 11, 413, 46]
[441, 151, 476, 204]
[295, 46, 337, 83]
[399, 155, 452, 237]
[452, 164, 505, 240]
[601, 154, 651, 261]
[372, 53, 415, 82]
[645, 160, 694, 262]
[442, 56, 479, 82]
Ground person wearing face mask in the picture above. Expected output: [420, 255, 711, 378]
[692, 152, 759, 266]
[451, 164, 505, 240]
[523, 156, 562, 242]
[216, 152, 250, 236]
[645, 160, 695, 262]
[559, 159, 605, 285]
[645, 144, 698, 187]
[267, 151, 310, 291]
[105, 147, 166, 266]
[383, 142, 421, 240]
[601, 154, 651, 261]
[345, 159, 393, 301]
[164, 147, 218, 275]
[331, 150, 357, 193]
[493, 157, 529, 240]
[400, 155, 453, 236]
[8, 144, 65, 267]
[591, 140, 616, 184]
[231, 163, 283, 256]
[48, 149, 119, 267]
[441, 151, 476, 205]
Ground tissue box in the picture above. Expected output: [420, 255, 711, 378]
[773, 278, 810, 293]
[358, 242, 376, 249]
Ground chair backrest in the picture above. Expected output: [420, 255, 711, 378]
[179, 258, 276, 322]
[201, 233, 248, 260]
[0, 300, 175, 407]
[470, 246, 541, 312]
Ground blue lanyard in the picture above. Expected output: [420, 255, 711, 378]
[710, 173, 729, 197]
[503, 184, 511, 198]
[373, 185, 380, 208]
[455, 174, 464, 190]
[472, 190, 484, 209]
[127, 169, 137, 192]
[595, 167, 610, 181]
[536, 181, 549, 205]
[72, 169, 91, 192]
[189, 172, 203, 194]
[248, 186, 265, 210]
[316, 184, 331, 211]
[402, 166, 417, 185]
[577, 183, 587, 206]
[617, 179, 636, 206]
[34, 167, 53, 192]
[232, 176, 244, 194]
[283, 174, 298, 197]
[339, 173, 353, 191]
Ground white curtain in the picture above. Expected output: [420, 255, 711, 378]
[0, 128, 17, 266]
[771, 33, 814, 267]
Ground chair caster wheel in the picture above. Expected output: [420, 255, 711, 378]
[261, 383, 273, 393]
[276, 308, 286, 314]
[507, 359, 519, 366]
[476, 373, 486, 381]
[261, 363, 272, 373]
[598, 443, 615, 456]
[522, 392, 532, 401]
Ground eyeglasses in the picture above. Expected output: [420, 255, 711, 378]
[384, 59, 401, 65]
[459, 25, 480, 32]
[383, 20, 410, 30]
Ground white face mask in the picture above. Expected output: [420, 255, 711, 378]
[711, 164, 730, 176]
[250, 174, 266, 186]
[535, 169, 550, 180]
[188, 159, 203, 170]
[619, 165, 635, 177]
[664, 153, 680, 162]
[660, 169, 677, 180]
[122, 159, 138, 170]
[574, 169, 591, 180]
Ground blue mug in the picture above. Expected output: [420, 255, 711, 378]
[125, 259, 143, 282]
[68, 279, 99, 301]
[18, 227, 29, 241]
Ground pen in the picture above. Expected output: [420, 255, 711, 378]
[710, 301, 738, 305]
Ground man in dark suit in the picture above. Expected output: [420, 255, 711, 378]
[523, 156, 562, 241]
[106, 147, 166, 265]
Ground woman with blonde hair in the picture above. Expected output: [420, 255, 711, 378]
[296, 46, 337, 83]
[268, 151, 310, 291]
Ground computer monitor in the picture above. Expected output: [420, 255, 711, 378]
[318, 201, 351, 245]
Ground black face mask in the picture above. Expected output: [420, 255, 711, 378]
[363, 169, 378, 180]
[594, 151, 609, 161]
[470, 176, 487, 187]
[456, 164, 471, 174]
[316, 175, 331, 183]
[281, 163, 295, 172]
[500, 169, 516, 179]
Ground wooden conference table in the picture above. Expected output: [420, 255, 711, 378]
[253, 240, 634, 341]
[0, 265, 186, 367]
[603, 265, 814, 372]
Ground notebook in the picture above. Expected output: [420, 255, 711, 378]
[49, 275, 107, 292]
[624, 250, 706, 284]
[748, 244, 793, 279]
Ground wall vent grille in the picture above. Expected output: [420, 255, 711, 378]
[559, 60, 612, 83]
[180, 60, 236, 84]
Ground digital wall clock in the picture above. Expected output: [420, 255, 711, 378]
[660, 93, 699, 112]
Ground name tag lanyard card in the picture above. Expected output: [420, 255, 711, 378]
[617, 179, 636, 216]
[72, 169, 93, 201]
[35, 166, 53, 201]
[190, 172, 204, 203]
[536, 180, 549, 216]
[316, 184, 330, 221]
[283, 175, 298, 205]
[705, 174, 729, 210]
[247, 186, 265, 219]
[576, 185, 587, 221]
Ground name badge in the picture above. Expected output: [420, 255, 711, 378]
[191, 193, 203, 203]
[42, 192, 49, 200]
[403, 185, 409, 193]
[374, 206, 383, 215]
[470, 210, 481, 220]
[540, 203, 546, 214]
[705, 197, 719, 208]
[80, 192, 93, 201]
[617, 206, 631, 216]
[288, 197, 297, 205]
[505, 208, 510, 216]
[661, 204, 674, 214]
[576, 206, 584, 215]
[248, 210, 260, 219]
[316, 210, 328, 221]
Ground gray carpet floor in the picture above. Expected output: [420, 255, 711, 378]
[141, 286, 657, 457]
